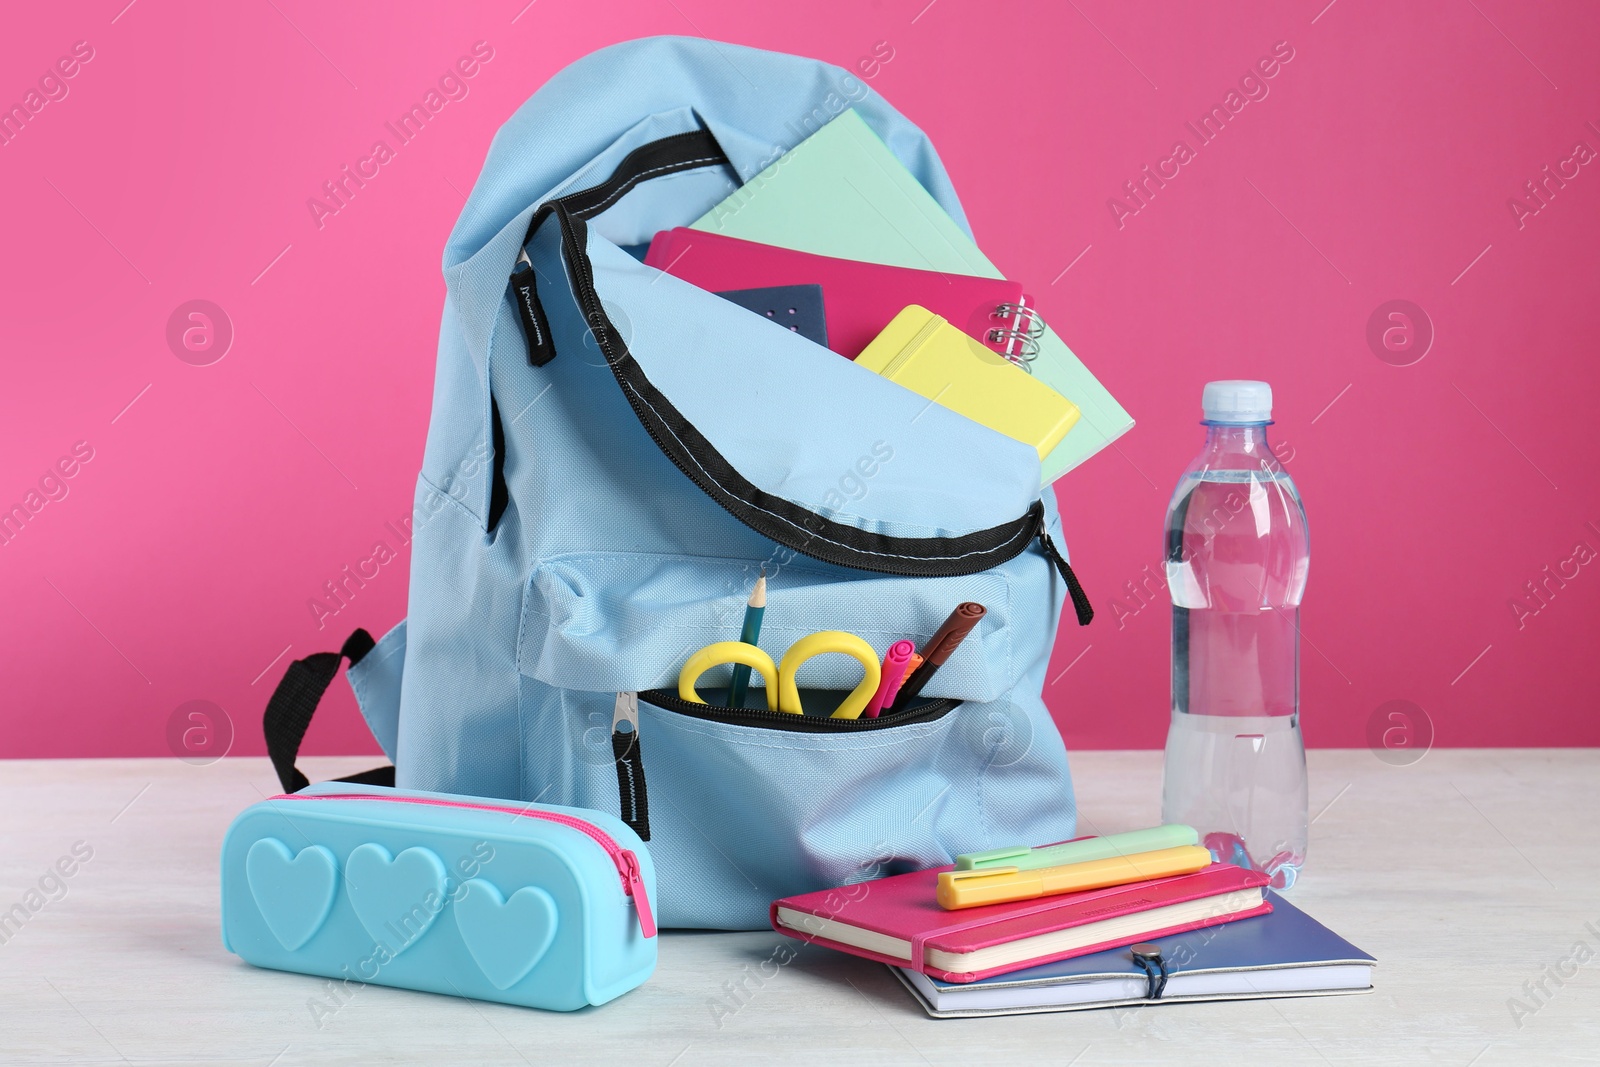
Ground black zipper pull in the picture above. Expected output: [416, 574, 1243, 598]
[510, 250, 556, 367]
[1037, 524, 1094, 626]
[611, 692, 650, 841]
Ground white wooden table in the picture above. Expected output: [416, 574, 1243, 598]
[2, 750, 1596, 1066]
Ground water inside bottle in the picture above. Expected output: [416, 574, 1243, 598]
[1163, 466, 1310, 888]
[1162, 713, 1307, 888]
[1168, 470, 1307, 718]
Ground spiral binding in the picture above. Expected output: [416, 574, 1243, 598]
[996, 302, 1048, 338]
[987, 301, 1047, 371]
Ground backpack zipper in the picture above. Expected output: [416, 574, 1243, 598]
[551, 199, 1064, 585]
[514, 133, 1094, 617]
[638, 689, 959, 732]
[611, 692, 650, 842]
[270, 791, 656, 938]
[603, 689, 956, 856]
[509, 130, 725, 368]
[1036, 523, 1095, 626]
[509, 251, 556, 367]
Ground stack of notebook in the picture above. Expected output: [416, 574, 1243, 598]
[770, 827, 1373, 1018]
[644, 108, 1133, 484]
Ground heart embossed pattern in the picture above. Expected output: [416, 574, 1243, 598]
[246, 838, 566, 988]
[245, 839, 339, 951]
[454, 880, 561, 990]
[344, 844, 449, 953]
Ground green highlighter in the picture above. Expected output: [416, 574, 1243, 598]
[955, 825, 1201, 871]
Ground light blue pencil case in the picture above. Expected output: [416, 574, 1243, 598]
[220, 783, 657, 1011]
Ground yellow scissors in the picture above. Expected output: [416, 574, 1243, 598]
[678, 631, 883, 719]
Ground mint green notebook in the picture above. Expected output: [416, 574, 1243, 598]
[691, 109, 1133, 484]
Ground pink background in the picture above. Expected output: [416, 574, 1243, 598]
[3, 0, 1597, 759]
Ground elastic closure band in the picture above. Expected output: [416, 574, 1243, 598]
[1130, 943, 1170, 1000]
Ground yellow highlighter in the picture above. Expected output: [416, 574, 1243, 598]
[935, 845, 1213, 910]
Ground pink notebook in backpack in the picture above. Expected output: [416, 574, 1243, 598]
[771, 862, 1271, 983]
[643, 227, 1044, 363]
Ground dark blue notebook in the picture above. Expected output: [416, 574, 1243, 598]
[714, 284, 828, 348]
[895, 892, 1374, 1017]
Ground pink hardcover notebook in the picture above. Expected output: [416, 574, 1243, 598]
[771, 863, 1271, 983]
[643, 227, 1041, 361]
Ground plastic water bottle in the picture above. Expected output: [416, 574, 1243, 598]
[1161, 381, 1310, 889]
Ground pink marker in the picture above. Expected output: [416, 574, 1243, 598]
[863, 640, 916, 718]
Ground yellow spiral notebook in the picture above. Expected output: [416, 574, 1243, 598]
[857, 306, 1080, 458]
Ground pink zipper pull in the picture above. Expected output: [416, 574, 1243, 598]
[621, 850, 656, 938]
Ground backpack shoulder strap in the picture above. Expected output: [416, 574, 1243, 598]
[262, 629, 394, 792]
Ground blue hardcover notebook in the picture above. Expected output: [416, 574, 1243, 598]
[894, 893, 1374, 1018]
[715, 284, 829, 348]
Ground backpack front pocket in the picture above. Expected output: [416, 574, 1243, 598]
[611, 687, 1073, 929]
[633, 687, 968, 929]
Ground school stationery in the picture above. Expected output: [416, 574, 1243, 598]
[679, 631, 882, 719]
[714, 284, 829, 348]
[690, 107, 1133, 484]
[937, 845, 1213, 909]
[725, 570, 767, 709]
[864, 639, 916, 717]
[646, 227, 1036, 363]
[957, 825, 1201, 871]
[894, 892, 1375, 1017]
[772, 862, 1269, 983]
[221, 784, 656, 1011]
[268, 37, 1097, 933]
[893, 601, 987, 711]
[857, 306, 1079, 459]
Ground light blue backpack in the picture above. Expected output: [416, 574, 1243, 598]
[266, 36, 1094, 931]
